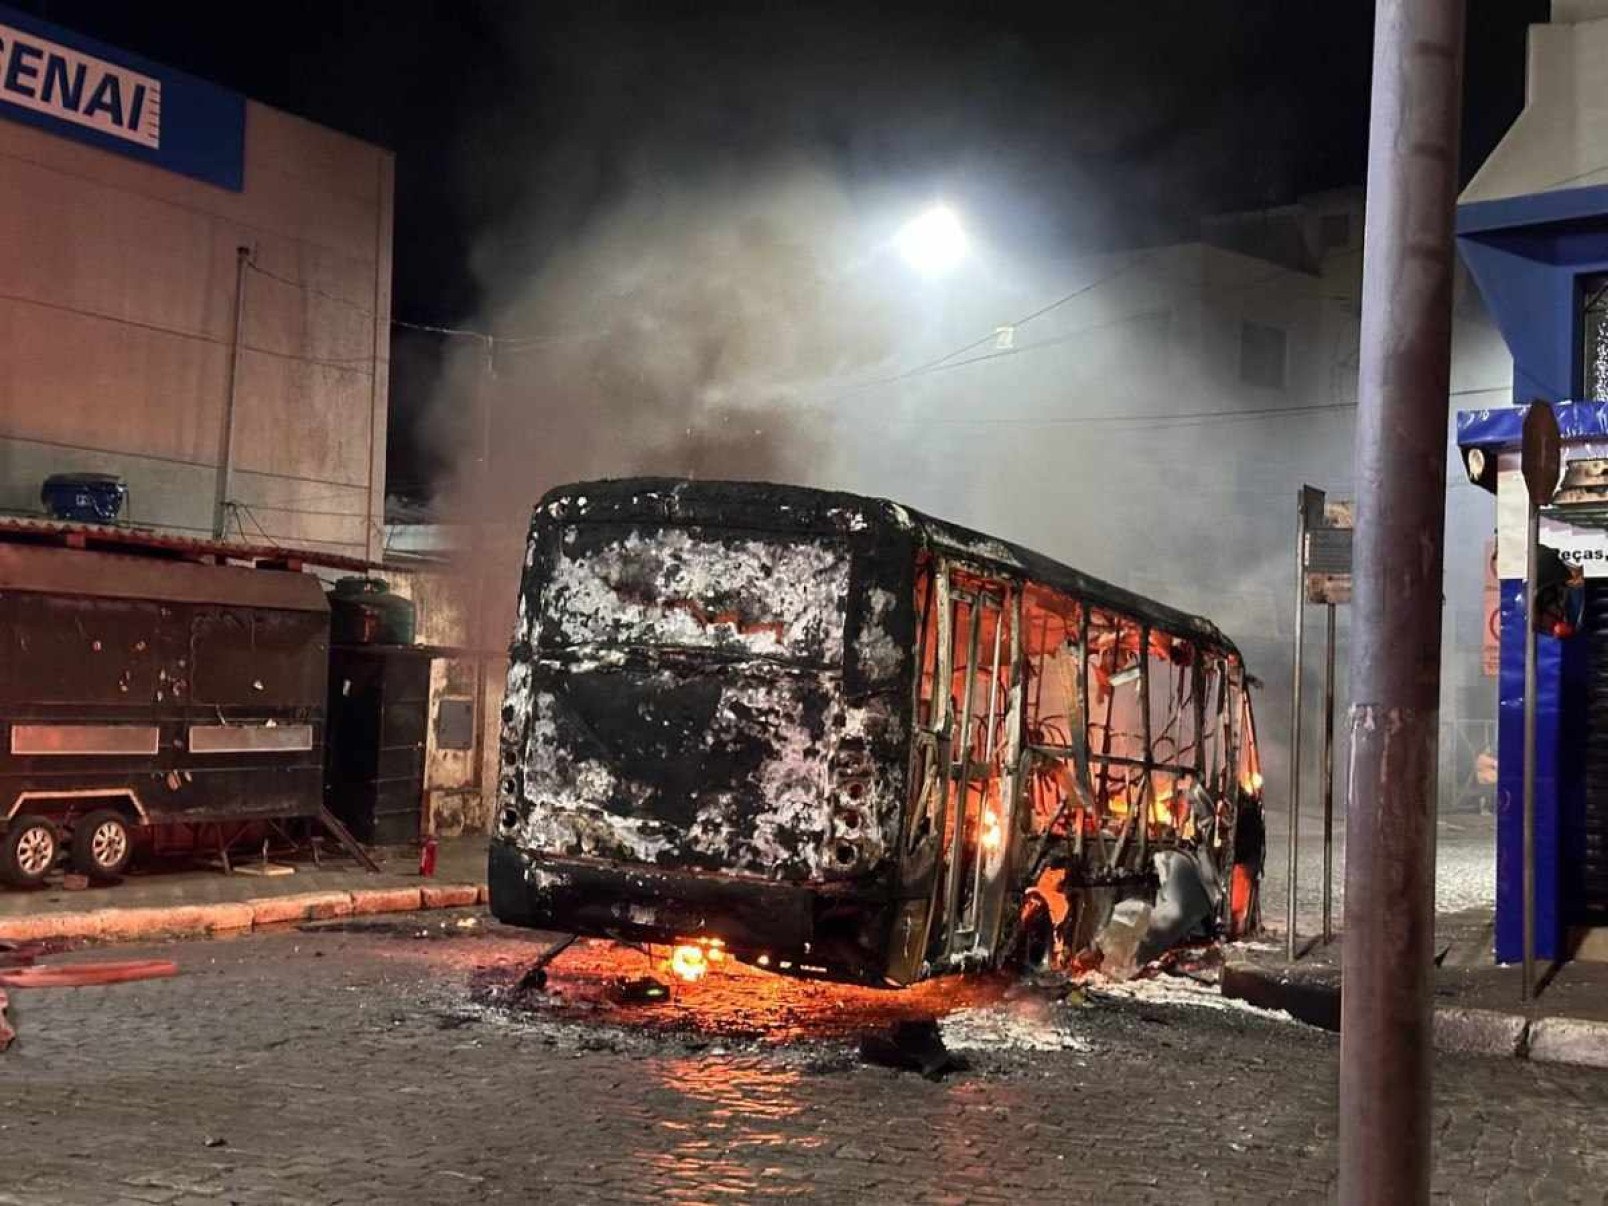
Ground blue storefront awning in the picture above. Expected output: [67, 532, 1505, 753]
[1457, 401, 1608, 451]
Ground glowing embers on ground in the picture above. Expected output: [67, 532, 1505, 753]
[670, 944, 708, 983]
[470, 936, 1015, 1044]
[669, 938, 725, 983]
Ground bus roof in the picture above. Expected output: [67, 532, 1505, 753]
[535, 477, 1242, 660]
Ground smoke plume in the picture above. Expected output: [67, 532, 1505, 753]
[408, 4, 1500, 828]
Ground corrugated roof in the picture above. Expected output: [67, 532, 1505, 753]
[0, 515, 378, 573]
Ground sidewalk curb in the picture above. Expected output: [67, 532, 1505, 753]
[1527, 1016, 1608, 1069]
[0, 883, 489, 946]
[1220, 962, 1341, 1031]
[1433, 1007, 1528, 1059]
[1222, 961, 1608, 1070]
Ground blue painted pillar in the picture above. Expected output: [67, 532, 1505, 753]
[1495, 580, 1571, 962]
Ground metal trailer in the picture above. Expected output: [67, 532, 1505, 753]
[0, 538, 352, 887]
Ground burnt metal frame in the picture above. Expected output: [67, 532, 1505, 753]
[937, 576, 1015, 961]
[975, 583, 1025, 957]
[939, 583, 985, 954]
[913, 554, 1249, 969]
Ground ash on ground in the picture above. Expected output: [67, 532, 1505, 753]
[427, 932, 1298, 1076]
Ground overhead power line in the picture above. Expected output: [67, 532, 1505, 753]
[811, 261, 1363, 408]
[894, 256, 1147, 377]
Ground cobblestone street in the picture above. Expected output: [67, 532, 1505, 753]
[3, 914, 1607, 1205]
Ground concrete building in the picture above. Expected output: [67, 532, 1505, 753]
[822, 183, 1512, 831]
[826, 193, 1369, 807]
[382, 522, 506, 838]
[0, 5, 393, 562]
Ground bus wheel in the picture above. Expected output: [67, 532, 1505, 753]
[1, 815, 60, 889]
[71, 811, 133, 882]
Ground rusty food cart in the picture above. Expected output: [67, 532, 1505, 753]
[0, 521, 373, 886]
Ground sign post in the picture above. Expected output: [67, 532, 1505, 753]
[1290, 488, 1353, 956]
[1288, 488, 1320, 959]
[1307, 500, 1353, 945]
[1520, 400, 1561, 1003]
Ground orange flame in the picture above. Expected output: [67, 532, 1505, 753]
[670, 945, 708, 982]
[980, 808, 1003, 851]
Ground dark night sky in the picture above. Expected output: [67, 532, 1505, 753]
[10, 1, 1547, 321]
[9, 0, 1552, 495]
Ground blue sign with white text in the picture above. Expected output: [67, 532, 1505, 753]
[0, 4, 243, 190]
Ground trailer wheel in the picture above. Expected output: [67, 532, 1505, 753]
[71, 811, 133, 882]
[1, 815, 59, 888]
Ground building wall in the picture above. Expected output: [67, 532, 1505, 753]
[1449, 1, 1608, 753]
[1463, 7, 1608, 205]
[820, 188, 1503, 814]
[817, 224, 1358, 808]
[0, 99, 393, 561]
[379, 566, 485, 837]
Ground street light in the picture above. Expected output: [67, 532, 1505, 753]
[896, 205, 968, 276]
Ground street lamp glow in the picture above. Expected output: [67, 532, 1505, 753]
[896, 205, 968, 276]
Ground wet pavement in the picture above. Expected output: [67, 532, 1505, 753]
[3, 910, 1608, 1203]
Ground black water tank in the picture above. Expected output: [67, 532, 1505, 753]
[328, 577, 416, 646]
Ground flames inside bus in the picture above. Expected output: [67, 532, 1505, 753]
[490, 479, 1264, 987]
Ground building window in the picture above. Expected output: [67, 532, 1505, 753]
[1581, 274, 1608, 402]
[1319, 212, 1351, 251]
[1240, 321, 1287, 390]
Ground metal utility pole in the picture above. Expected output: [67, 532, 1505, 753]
[471, 335, 496, 818]
[1340, 0, 1465, 1203]
[1288, 492, 1308, 961]
[213, 246, 254, 539]
[1322, 600, 1337, 945]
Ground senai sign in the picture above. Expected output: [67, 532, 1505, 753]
[0, 4, 242, 190]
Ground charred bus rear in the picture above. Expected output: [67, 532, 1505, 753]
[490, 479, 1263, 985]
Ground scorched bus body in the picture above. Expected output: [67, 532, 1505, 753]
[490, 479, 1264, 985]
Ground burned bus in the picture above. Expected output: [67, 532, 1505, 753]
[490, 479, 1263, 986]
